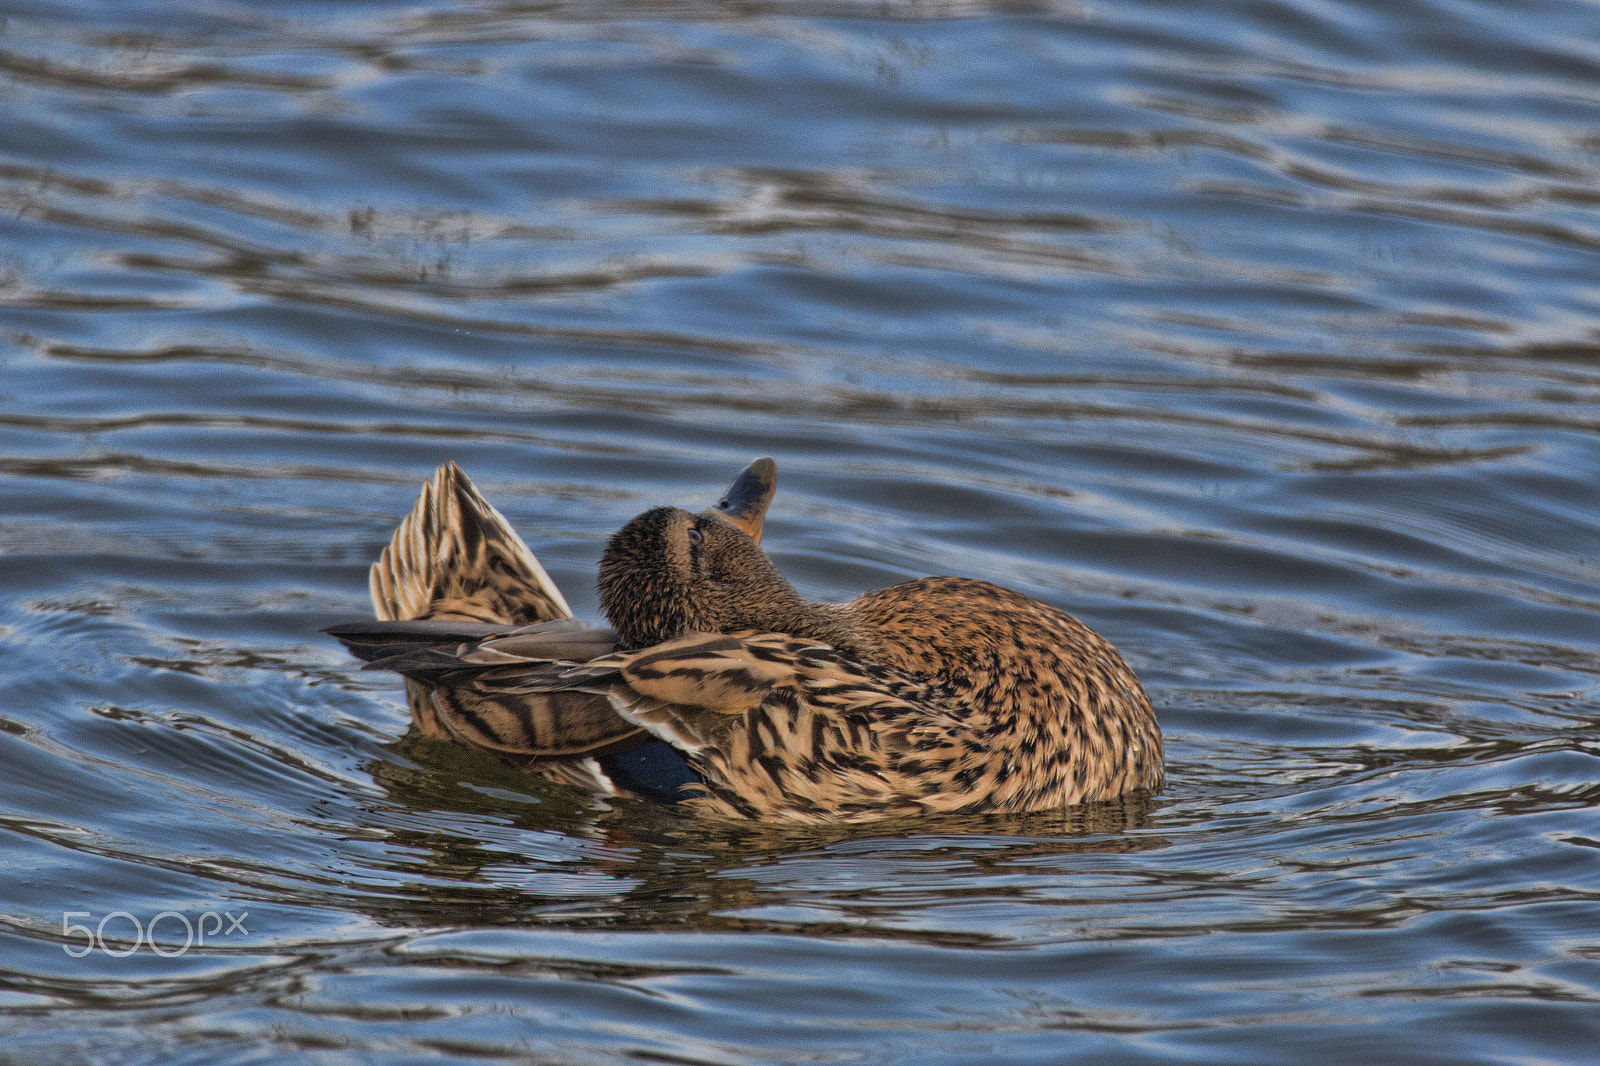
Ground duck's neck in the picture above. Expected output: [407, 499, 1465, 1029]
[784, 600, 881, 660]
[723, 589, 879, 660]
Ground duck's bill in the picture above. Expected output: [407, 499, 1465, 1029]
[707, 456, 777, 544]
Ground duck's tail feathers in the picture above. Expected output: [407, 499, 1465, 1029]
[371, 462, 573, 625]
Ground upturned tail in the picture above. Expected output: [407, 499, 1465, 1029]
[371, 462, 571, 625]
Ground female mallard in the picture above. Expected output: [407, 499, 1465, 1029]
[329, 459, 1163, 822]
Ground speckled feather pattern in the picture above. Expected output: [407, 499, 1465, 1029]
[342, 465, 1164, 822]
[512, 577, 1162, 822]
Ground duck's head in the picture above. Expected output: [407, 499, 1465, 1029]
[599, 505, 806, 649]
[599, 457, 802, 649]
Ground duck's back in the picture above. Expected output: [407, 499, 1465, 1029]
[850, 576, 1164, 810]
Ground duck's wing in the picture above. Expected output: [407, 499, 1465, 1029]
[371, 461, 571, 625]
[325, 618, 646, 760]
[328, 618, 608, 677]
[533, 633, 979, 820]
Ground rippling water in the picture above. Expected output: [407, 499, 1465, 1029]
[3, 0, 1599, 1061]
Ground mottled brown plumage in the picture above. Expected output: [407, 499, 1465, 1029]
[331, 466, 1163, 823]
[574, 507, 1160, 819]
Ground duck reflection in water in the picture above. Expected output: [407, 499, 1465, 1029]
[328, 458, 1162, 823]
[355, 746, 1165, 935]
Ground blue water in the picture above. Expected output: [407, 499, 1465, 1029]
[2, 1, 1598, 1062]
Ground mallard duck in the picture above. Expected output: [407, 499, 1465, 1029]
[329, 459, 1163, 822]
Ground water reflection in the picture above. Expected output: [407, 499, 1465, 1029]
[361, 736, 1165, 939]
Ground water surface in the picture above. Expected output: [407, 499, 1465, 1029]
[2, 0, 1599, 1062]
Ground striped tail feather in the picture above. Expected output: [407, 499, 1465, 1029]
[371, 461, 571, 625]
[356, 464, 647, 765]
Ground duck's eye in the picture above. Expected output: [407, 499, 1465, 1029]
[686, 527, 703, 546]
